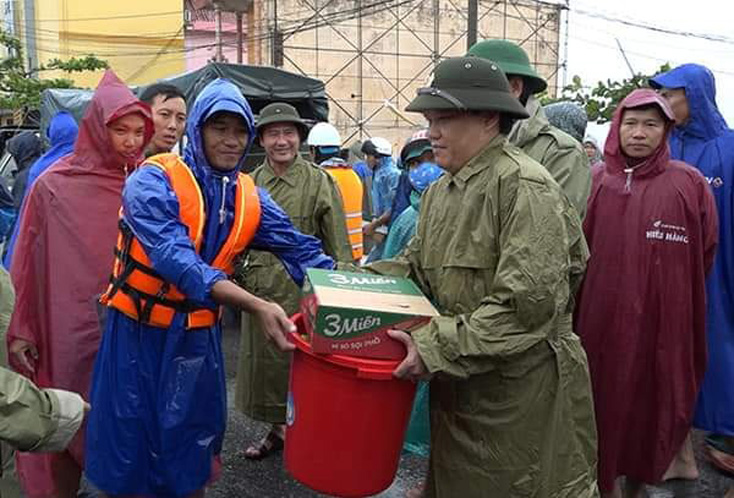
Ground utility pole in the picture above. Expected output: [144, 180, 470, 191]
[214, 2, 225, 62]
[467, 0, 478, 51]
[247, 2, 257, 64]
[357, 0, 364, 139]
[433, 0, 440, 66]
[23, 0, 37, 73]
[272, 0, 283, 66]
[562, 0, 570, 88]
[236, 11, 243, 63]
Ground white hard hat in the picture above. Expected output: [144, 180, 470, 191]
[368, 137, 392, 156]
[307, 122, 341, 147]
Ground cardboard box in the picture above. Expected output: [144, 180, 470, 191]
[300, 269, 440, 359]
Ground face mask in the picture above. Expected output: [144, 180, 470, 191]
[409, 161, 442, 193]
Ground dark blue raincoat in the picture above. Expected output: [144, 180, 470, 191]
[0, 131, 41, 243]
[3, 111, 78, 268]
[85, 79, 334, 497]
[6, 130, 42, 210]
[651, 64, 734, 435]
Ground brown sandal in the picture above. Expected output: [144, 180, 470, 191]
[243, 430, 285, 460]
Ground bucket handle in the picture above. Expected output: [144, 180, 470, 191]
[356, 367, 396, 381]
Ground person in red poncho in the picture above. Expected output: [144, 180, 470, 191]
[5, 70, 153, 498]
[574, 88, 718, 498]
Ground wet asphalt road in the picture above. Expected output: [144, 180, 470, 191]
[209, 316, 734, 498]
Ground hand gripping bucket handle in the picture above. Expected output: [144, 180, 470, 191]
[356, 366, 395, 381]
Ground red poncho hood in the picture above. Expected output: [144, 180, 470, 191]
[603, 88, 675, 179]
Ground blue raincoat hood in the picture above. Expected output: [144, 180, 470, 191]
[46, 110, 78, 149]
[180, 78, 257, 262]
[27, 112, 78, 185]
[183, 78, 255, 182]
[650, 64, 729, 141]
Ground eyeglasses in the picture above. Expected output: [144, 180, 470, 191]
[416, 87, 466, 110]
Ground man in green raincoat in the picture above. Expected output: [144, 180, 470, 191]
[0, 267, 87, 496]
[234, 103, 353, 458]
[371, 56, 598, 497]
[0, 367, 87, 453]
[468, 39, 591, 218]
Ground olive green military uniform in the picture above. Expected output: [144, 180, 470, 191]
[371, 137, 598, 497]
[0, 368, 76, 451]
[0, 269, 85, 456]
[508, 96, 591, 218]
[468, 39, 591, 219]
[0, 266, 21, 497]
[369, 55, 598, 497]
[235, 153, 352, 423]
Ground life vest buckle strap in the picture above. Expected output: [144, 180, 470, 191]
[105, 156, 262, 329]
[116, 282, 214, 324]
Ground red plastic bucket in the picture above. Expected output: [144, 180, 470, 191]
[285, 314, 417, 497]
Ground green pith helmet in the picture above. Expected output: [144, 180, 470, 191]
[467, 39, 548, 94]
[256, 102, 309, 140]
[405, 56, 529, 118]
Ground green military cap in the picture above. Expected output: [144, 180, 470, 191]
[256, 102, 309, 139]
[467, 39, 548, 94]
[405, 56, 529, 118]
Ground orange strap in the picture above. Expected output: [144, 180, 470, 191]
[103, 154, 261, 329]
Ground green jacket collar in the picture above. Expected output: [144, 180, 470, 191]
[507, 96, 550, 148]
[449, 134, 506, 190]
[259, 154, 308, 188]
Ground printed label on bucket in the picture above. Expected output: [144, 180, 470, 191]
[286, 391, 295, 427]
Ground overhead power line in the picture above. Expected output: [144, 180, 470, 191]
[566, 32, 734, 78]
[573, 7, 734, 46]
[30, 10, 182, 23]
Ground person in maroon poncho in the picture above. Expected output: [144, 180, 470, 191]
[5, 70, 153, 498]
[575, 88, 718, 498]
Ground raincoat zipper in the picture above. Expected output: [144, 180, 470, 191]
[623, 163, 644, 193]
[219, 176, 230, 224]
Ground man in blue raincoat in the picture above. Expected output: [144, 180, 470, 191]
[85, 79, 334, 498]
[651, 63, 734, 474]
[362, 137, 399, 262]
[3, 111, 78, 268]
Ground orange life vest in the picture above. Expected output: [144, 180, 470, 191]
[101, 153, 261, 329]
[325, 166, 364, 260]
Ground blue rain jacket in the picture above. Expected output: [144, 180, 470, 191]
[85, 79, 334, 497]
[3, 111, 78, 268]
[383, 162, 443, 259]
[388, 169, 412, 229]
[652, 64, 734, 435]
[371, 156, 400, 219]
[352, 160, 371, 183]
[383, 190, 420, 259]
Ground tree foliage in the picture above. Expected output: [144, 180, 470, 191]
[0, 28, 108, 110]
[540, 63, 672, 124]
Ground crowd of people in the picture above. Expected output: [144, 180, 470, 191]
[0, 37, 731, 498]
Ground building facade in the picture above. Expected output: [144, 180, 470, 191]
[10, 0, 186, 87]
[8, 0, 562, 147]
[257, 0, 564, 146]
